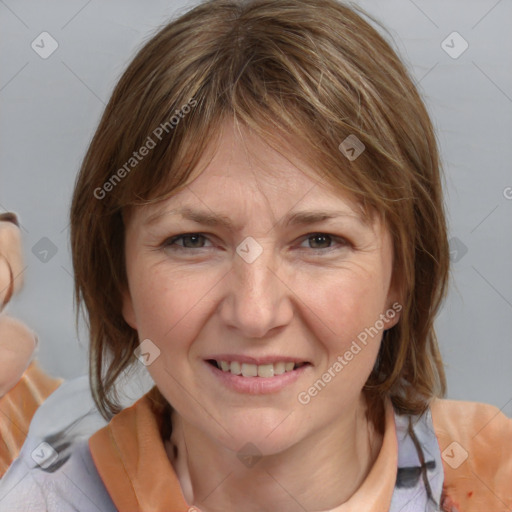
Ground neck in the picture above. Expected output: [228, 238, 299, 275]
[165, 393, 383, 512]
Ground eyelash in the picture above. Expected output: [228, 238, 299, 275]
[161, 232, 351, 254]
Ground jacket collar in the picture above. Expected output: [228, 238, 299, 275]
[89, 392, 398, 511]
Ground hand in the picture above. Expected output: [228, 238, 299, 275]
[0, 213, 37, 398]
[0, 212, 24, 307]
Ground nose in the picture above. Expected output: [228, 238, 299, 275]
[218, 239, 294, 338]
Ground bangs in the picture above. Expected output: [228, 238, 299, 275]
[102, 5, 412, 227]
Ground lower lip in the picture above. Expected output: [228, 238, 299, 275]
[205, 361, 311, 394]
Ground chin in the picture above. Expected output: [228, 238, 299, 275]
[210, 408, 305, 457]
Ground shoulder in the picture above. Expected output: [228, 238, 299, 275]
[0, 376, 116, 512]
[431, 397, 512, 458]
[430, 398, 512, 511]
[431, 397, 512, 434]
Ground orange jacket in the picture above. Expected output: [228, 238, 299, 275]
[0, 361, 62, 477]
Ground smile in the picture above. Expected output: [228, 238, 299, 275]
[205, 358, 311, 394]
[208, 360, 309, 378]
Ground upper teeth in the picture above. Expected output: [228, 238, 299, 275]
[217, 361, 298, 377]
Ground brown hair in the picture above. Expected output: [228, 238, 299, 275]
[70, 0, 449, 424]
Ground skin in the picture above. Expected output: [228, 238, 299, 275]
[0, 219, 36, 398]
[122, 118, 401, 512]
[0, 218, 24, 305]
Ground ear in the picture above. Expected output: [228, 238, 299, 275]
[121, 287, 138, 330]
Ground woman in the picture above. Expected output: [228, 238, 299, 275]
[0, 1, 510, 511]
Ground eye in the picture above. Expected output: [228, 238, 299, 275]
[160, 232, 350, 254]
[162, 233, 212, 250]
[298, 233, 349, 252]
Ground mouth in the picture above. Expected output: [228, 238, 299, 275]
[206, 359, 311, 378]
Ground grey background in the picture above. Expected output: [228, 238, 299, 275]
[1, 0, 511, 413]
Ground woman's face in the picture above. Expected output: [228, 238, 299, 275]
[122, 119, 400, 454]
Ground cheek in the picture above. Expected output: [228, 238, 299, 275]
[290, 270, 388, 412]
[296, 266, 389, 344]
[129, 264, 221, 345]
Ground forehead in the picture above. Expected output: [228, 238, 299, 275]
[134, 119, 371, 228]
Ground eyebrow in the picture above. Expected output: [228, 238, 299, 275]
[144, 206, 368, 231]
